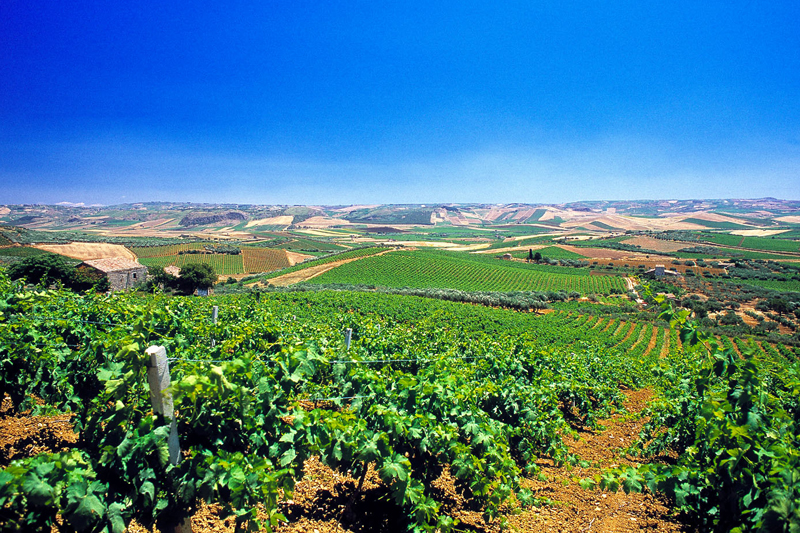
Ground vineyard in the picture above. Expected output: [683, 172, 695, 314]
[137, 254, 246, 275]
[131, 245, 297, 276]
[304, 250, 626, 294]
[2, 273, 800, 532]
[241, 248, 294, 273]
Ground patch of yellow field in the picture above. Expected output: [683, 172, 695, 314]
[295, 216, 352, 228]
[330, 205, 382, 214]
[474, 244, 549, 254]
[776, 216, 800, 224]
[674, 211, 750, 224]
[245, 215, 294, 228]
[128, 218, 176, 229]
[32, 242, 136, 261]
[380, 240, 459, 248]
[297, 229, 354, 237]
[561, 214, 705, 231]
[502, 233, 565, 242]
[448, 243, 492, 252]
[729, 229, 790, 237]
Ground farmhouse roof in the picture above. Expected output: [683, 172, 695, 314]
[80, 258, 146, 273]
[643, 267, 681, 276]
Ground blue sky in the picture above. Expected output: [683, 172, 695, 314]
[1, 1, 798, 205]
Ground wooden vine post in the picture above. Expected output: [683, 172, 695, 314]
[211, 305, 219, 347]
[146, 345, 192, 533]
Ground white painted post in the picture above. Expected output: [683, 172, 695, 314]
[146, 345, 192, 533]
[211, 306, 218, 347]
[344, 328, 352, 350]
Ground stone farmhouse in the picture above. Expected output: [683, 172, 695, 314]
[643, 264, 681, 279]
[76, 258, 148, 291]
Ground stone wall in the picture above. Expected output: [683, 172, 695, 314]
[106, 267, 148, 291]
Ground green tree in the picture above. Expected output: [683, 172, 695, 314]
[533, 251, 542, 262]
[146, 266, 179, 293]
[7, 255, 109, 292]
[177, 263, 218, 295]
[719, 310, 743, 326]
[767, 297, 791, 316]
[7, 254, 74, 286]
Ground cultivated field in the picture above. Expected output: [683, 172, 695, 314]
[305, 249, 626, 293]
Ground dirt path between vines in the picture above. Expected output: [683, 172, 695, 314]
[266, 249, 397, 287]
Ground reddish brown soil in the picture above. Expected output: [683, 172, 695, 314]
[507, 388, 687, 533]
[0, 396, 78, 467]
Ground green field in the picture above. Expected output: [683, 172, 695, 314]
[678, 247, 798, 260]
[304, 249, 624, 294]
[774, 229, 800, 240]
[524, 208, 547, 223]
[697, 232, 800, 253]
[726, 278, 800, 293]
[738, 235, 800, 253]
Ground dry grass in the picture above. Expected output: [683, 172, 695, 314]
[245, 216, 294, 228]
[32, 242, 136, 261]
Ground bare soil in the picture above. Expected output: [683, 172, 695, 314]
[621, 237, 688, 253]
[0, 396, 77, 468]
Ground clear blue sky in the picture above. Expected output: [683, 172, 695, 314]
[1, 1, 798, 205]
